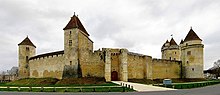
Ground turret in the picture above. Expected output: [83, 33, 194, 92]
[181, 27, 204, 78]
[161, 38, 181, 60]
[63, 14, 93, 78]
[18, 36, 36, 78]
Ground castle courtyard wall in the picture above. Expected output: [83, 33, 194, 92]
[29, 54, 64, 79]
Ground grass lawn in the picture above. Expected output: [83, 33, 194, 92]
[0, 77, 135, 92]
[129, 78, 220, 89]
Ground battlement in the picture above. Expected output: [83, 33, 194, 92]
[29, 50, 64, 60]
[128, 52, 145, 57]
[152, 58, 181, 64]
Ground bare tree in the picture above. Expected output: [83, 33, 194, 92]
[1, 71, 6, 81]
[213, 59, 220, 79]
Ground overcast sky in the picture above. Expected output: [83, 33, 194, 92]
[0, 0, 220, 71]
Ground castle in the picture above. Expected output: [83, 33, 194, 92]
[18, 14, 204, 81]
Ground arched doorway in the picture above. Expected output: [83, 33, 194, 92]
[111, 71, 118, 81]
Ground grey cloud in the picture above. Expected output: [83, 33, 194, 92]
[0, 0, 220, 71]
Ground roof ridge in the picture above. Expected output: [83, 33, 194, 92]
[170, 38, 178, 45]
[63, 15, 89, 36]
[184, 28, 202, 42]
[18, 37, 36, 48]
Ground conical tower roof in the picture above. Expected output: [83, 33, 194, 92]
[184, 28, 202, 42]
[170, 38, 178, 45]
[18, 37, 36, 48]
[63, 14, 89, 36]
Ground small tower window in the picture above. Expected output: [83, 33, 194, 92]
[169, 57, 171, 60]
[187, 61, 189, 64]
[192, 68, 194, 71]
[26, 47, 29, 51]
[26, 56, 29, 63]
[174, 52, 176, 54]
[70, 31, 72, 34]
[69, 40, 72, 46]
[186, 43, 188, 46]
[70, 61, 72, 65]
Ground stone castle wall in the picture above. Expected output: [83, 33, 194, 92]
[151, 59, 181, 79]
[29, 53, 64, 79]
[80, 50, 105, 77]
[127, 52, 147, 79]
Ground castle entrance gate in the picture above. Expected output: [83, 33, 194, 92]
[111, 71, 118, 81]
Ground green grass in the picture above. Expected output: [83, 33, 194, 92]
[0, 77, 135, 92]
[129, 78, 208, 84]
[1, 77, 116, 87]
[157, 80, 220, 89]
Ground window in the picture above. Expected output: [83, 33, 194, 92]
[70, 31, 72, 34]
[26, 56, 29, 63]
[174, 52, 176, 54]
[187, 61, 189, 64]
[174, 58, 176, 60]
[69, 40, 72, 46]
[192, 68, 194, 71]
[70, 61, 72, 65]
[169, 57, 171, 60]
[187, 51, 191, 55]
[186, 43, 188, 46]
[26, 47, 29, 51]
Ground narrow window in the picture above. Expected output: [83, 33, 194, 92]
[187, 61, 189, 64]
[69, 40, 72, 46]
[70, 61, 72, 65]
[26, 47, 29, 51]
[186, 43, 188, 46]
[174, 58, 176, 60]
[169, 57, 171, 60]
[70, 31, 72, 34]
[26, 56, 29, 63]
[192, 68, 194, 71]
[175, 52, 176, 54]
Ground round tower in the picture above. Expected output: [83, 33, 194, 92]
[161, 38, 181, 61]
[181, 28, 204, 78]
[18, 36, 36, 79]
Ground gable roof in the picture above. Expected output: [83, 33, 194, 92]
[63, 15, 89, 36]
[170, 38, 178, 45]
[18, 37, 36, 48]
[184, 28, 202, 42]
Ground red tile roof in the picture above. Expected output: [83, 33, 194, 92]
[63, 15, 89, 36]
[18, 37, 36, 48]
[184, 28, 202, 42]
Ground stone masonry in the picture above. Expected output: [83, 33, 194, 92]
[18, 14, 204, 81]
